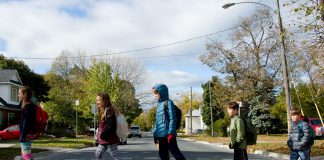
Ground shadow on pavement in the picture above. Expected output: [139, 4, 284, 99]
[35, 149, 271, 160]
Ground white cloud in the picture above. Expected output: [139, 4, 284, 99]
[0, 0, 264, 98]
[146, 69, 202, 88]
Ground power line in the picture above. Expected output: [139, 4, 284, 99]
[5, 14, 297, 61]
[6, 52, 201, 60]
[5, 25, 240, 60]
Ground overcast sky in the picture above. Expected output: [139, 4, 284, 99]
[0, 0, 283, 105]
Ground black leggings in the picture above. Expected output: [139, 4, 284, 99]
[158, 137, 186, 160]
[234, 148, 248, 160]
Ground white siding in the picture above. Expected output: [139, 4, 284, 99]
[0, 84, 19, 105]
[0, 85, 10, 102]
[11, 73, 21, 83]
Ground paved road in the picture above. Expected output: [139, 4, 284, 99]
[34, 133, 280, 160]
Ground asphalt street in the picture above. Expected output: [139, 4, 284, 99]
[33, 133, 281, 160]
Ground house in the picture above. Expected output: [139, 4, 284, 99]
[0, 69, 22, 130]
[184, 107, 206, 135]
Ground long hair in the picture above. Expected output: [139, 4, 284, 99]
[19, 86, 33, 109]
[97, 92, 118, 122]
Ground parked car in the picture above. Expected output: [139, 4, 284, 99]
[307, 118, 324, 139]
[193, 129, 204, 135]
[0, 124, 20, 140]
[128, 126, 141, 138]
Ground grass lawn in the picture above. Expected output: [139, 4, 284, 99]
[0, 135, 95, 160]
[0, 147, 48, 160]
[182, 134, 324, 157]
[32, 136, 95, 148]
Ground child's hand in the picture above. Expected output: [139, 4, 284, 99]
[154, 137, 158, 144]
[167, 134, 173, 143]
[229, 143, 233, 149]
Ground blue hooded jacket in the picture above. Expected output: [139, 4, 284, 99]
[152, 84, 177, 137]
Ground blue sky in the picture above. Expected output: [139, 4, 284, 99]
[0, 0, 282, 105]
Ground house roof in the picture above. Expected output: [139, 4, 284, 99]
[0, 69, 22, 84]
[0, 104, 21, 110]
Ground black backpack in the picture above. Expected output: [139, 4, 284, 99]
[164, 100, 182, 130]
[239, 117, 257, 145]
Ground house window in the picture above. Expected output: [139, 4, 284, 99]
[8, 113, 15, 126]
[11, 87, 19, 102]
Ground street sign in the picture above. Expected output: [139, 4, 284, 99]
[91, 104, 96, 114]
[75, 100, 79, 106]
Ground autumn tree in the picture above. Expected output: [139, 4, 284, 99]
[200, 8, 282, 132]
[175, 93, 202, 128]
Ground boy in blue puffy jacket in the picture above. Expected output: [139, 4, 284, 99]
[152, 84, 186, 160]
[287, 108, 311, 160]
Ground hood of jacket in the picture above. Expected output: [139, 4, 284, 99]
[153, 84, 169, 102]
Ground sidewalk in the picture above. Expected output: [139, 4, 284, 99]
[180, 138, 324, 160]
[0, 143, 15, 148]
[14, 147, 76, 160]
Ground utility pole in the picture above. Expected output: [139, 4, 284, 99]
[91, 104, 96, 141]
[75, 99, 79, 141]
[275, 0, 292, 134]
[291, 81, 304, 116]
[190, 86, 193, 135]
[209, 81, 213, 137]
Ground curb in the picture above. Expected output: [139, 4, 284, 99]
[14, 147, 76, 160]
[180, 138, 290, 159]
[253, 150, 289, 159]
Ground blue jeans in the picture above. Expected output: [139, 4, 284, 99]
[21, 141, 33, 160]
[290, 147, 310, 160]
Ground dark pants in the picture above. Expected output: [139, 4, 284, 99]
[158, 137, 186, 160]
[233, 148, 248, 160]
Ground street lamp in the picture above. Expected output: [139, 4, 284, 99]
[222, 2, 274, 11]
[222, 0, 293, 132]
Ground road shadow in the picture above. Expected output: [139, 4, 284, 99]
[35, 149, 276, 160]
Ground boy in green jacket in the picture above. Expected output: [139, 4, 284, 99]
[227, 102, 248, 160]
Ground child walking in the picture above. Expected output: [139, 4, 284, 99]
[95, 92, 120, 160]
[19, 86, 36, 160]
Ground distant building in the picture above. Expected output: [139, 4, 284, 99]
[185, 107, 206, 135]
[0, 69, 22, 129]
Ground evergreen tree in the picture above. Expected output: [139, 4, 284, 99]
[201, 76, 227, 126]
[248, 80, 276, 134]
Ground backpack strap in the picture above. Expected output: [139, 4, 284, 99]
[237, 117, 247, 137]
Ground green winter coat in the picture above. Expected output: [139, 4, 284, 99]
[229, 115, 247, 149]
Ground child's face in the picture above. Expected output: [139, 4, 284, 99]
[18, 89, 26, 102]
[291, 114, 300, 122]
[96, 96, 103, 109]
[152, 89, 160, 100]
[227, 107, 238, 117]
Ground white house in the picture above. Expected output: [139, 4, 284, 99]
[184, 107, 206, 135]
[0, 69, 22, 129]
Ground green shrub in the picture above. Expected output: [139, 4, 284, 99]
[213, 118, 230, 137]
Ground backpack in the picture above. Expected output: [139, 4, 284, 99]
[164, 100, 182, 130]
[239, 117, 257, 145]
[115, 113, 127, 139]
[300, 118, 315, 146]
[32, 104, 48, 138]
